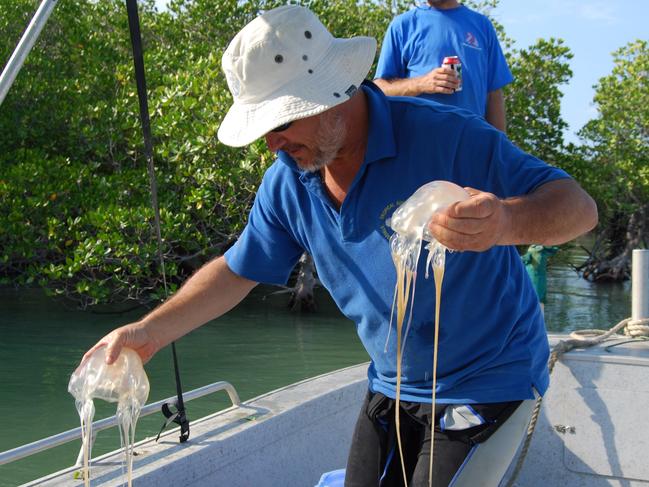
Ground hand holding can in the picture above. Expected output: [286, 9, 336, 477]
[442, 56, 462, 92]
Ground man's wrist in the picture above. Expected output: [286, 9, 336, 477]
[411, 77, 426, 96]
[497, 200, 516, 246]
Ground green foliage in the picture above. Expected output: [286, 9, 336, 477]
[0, 0, 409, 306]
[454, 2, 573, 164]
[504, 38, 573, 164]
[567, 40, 649, 259]
[308, 0, 399, 39]
[308, 0, 410, 76]
[1, 0, 647, 302]
[464, 0, 515, 51]
[0, 0, 133, 158]
[578, 40, 649, 216]
[0, 0, 270, 306]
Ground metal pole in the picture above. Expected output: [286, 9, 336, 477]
[632, 249, 649, 321]
[0, 0, 59, 106]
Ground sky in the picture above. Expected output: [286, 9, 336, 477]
[491, 0, 649, 143]
[152, 0, 649, 144]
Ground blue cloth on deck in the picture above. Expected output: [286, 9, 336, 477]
[315, 469, 345, 487]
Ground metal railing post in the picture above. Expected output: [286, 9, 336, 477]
[632, 249, 649, 321]
[0, 0, 59, 106]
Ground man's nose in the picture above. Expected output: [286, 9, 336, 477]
[264, 132, 286, 152]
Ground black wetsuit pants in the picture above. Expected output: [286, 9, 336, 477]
[344, 391, 521, 487]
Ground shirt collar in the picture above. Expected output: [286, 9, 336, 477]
[361, 80, 397, 165]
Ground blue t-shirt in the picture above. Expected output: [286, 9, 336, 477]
[375, 4, 512, 117]
[225, 82, 569, 404]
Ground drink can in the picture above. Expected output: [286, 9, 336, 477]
[442, 56, 462, 92]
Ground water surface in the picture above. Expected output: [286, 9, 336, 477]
[0, 286, 367, 486]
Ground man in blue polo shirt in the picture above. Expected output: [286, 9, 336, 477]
[374, 0, 512, 132]
[83, 6, 597, 486]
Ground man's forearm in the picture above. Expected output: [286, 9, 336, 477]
[140, 256, 257, 348]
[485, 89, 506, 132]
[500, 179, 598, 246]
[374, 77, 424, 97]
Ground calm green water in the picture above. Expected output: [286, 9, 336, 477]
[544, 245, 630, 332]
[0, 243, 630, 486]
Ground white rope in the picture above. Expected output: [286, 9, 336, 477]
[625, 318, 649, 338]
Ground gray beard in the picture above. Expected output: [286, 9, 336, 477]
[302, 113, 347, 173]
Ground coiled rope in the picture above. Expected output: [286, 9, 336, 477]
[504, 316, 649, 487]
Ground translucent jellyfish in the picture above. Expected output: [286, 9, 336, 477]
[69, 347, 149, 487]
[386, 180, 469, 487]
[385, 180, 470, 350]
[388, 180, 470, 276]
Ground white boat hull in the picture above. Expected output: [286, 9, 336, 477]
[27, 334, 649, 486]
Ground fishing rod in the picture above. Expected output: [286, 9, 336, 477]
[124, 0, 190, 444]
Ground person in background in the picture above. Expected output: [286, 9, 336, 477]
[81, 6, 597, 486]
[374, 0, 512, 132]
[522, 245, 560, 312]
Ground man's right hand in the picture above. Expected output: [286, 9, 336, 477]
[417, 66, 460, 94]
[82, 321, 162, 366]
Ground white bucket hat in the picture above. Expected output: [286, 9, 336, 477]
[217, 5, 377, 147]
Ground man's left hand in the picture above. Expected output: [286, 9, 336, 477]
[427, 187, 510, 252]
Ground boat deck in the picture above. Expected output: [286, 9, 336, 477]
[26, 335, 649, 486]
[27, 365, 367, 487]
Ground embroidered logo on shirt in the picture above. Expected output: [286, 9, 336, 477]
[464, 32, 481, 50]
[379, 200, 402, 240]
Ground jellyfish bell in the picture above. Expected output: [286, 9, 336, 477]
[68, 347, 149, 407]
[69, 347, 149, 487]
[388, 180, 470, 241]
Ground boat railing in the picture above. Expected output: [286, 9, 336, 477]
[0, 380, 241, 467]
